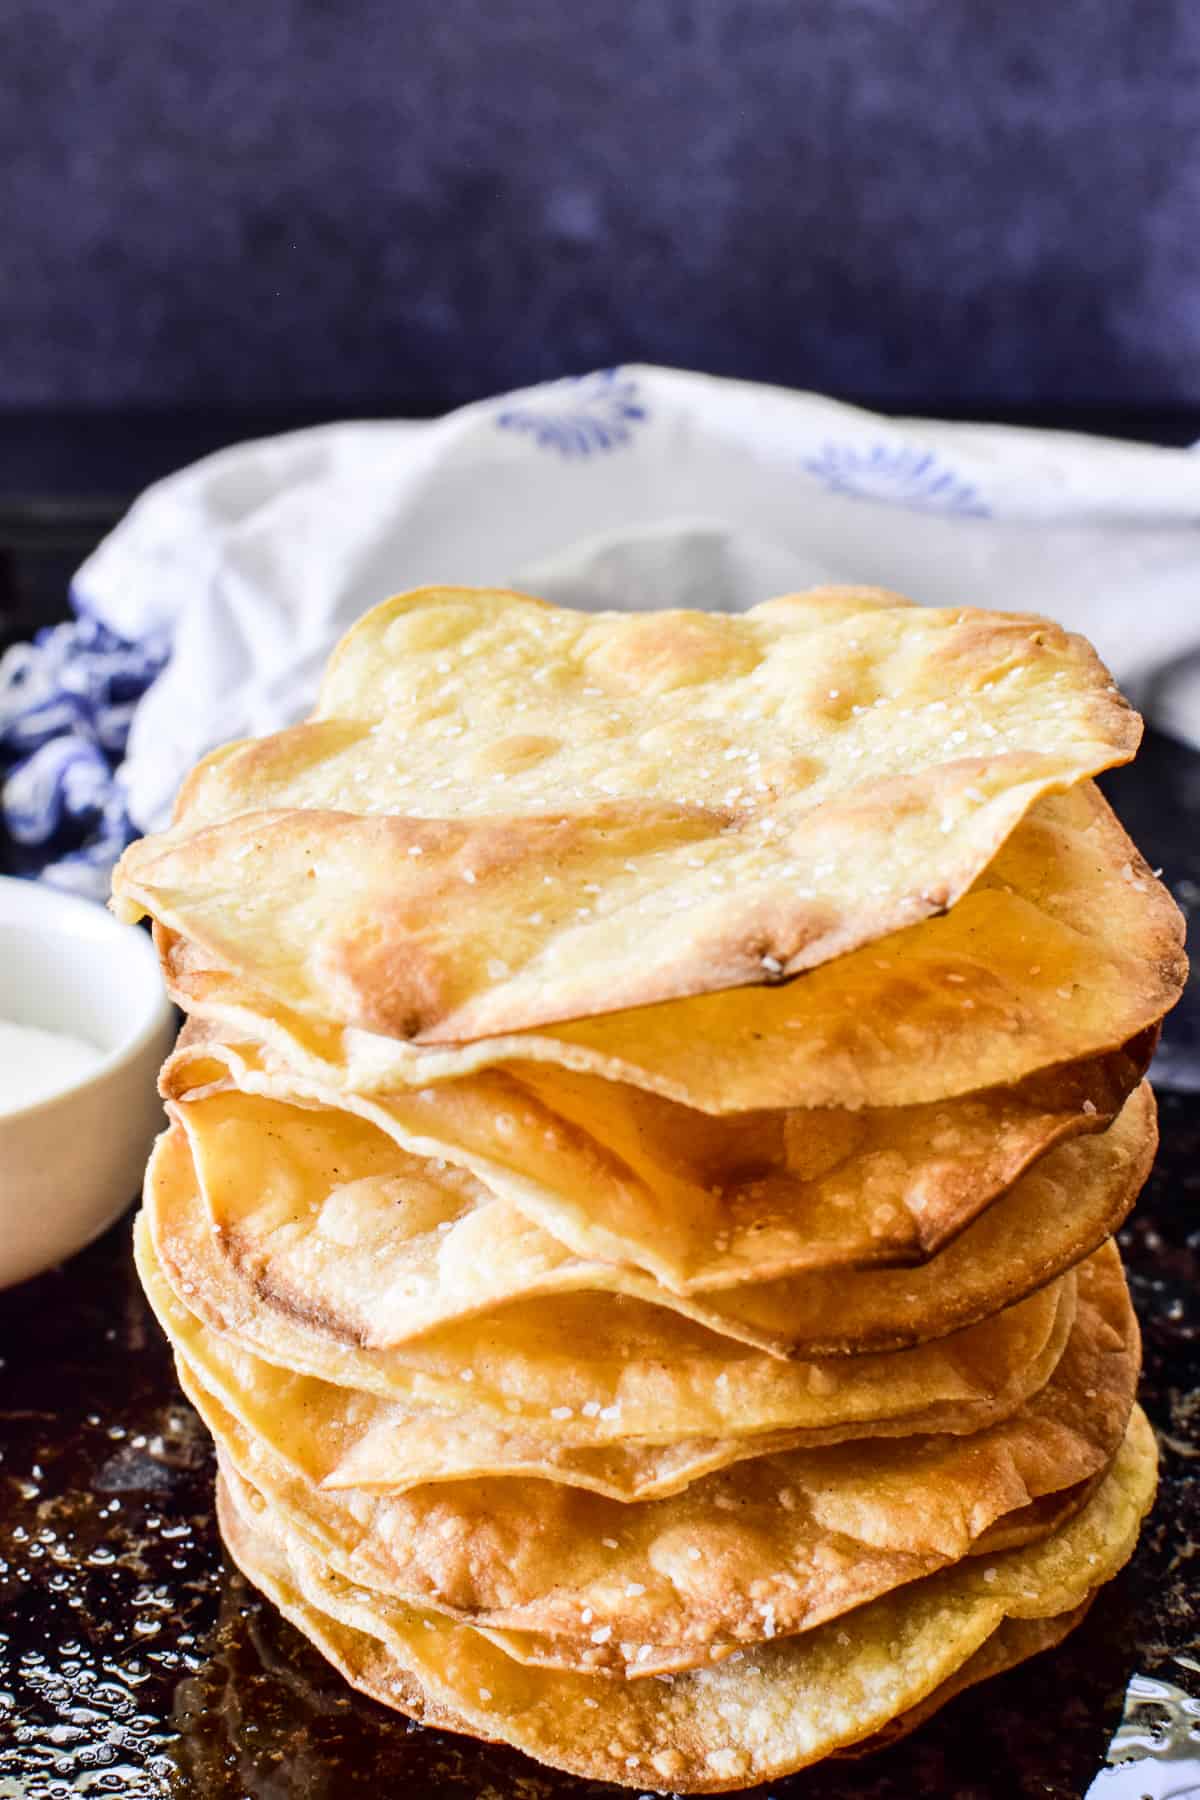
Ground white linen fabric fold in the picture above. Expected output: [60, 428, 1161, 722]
[68, 365, 1200, 841]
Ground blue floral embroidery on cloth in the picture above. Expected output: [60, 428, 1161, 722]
[496, 369, 646, 457]
[0, 606, 168, 899]
[803, 442, 989, 517]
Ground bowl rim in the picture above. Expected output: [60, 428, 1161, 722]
[0, 874, 175, 1123]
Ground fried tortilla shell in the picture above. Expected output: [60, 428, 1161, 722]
[147, 1082, 1153, 1375]
[112, 586, 1142, 1042]
[842, 1599, 1094, 1755]
[489, 1587, 1098, 1694]
[137, 1216, 1077, 1503]
[176, 1354, 835, 1506]
[706, 1082, 1153, 1355]
[141, 1132, 1077, 1444]
[191, 1246, 1134, 1668]
[215, 1406, 1157, 1791]
[162, 1016, 1155, 1295]
[154, 784, 1184, 1118]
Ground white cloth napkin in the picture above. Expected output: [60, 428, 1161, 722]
[71, 365, 1200, 835]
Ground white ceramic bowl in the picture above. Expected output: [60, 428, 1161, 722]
[0, 874, 176, 1288]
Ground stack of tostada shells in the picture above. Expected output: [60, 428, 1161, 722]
[113, 585, 1186, 1792]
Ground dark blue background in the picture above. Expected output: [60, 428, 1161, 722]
[2, 0, 1199, 412]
